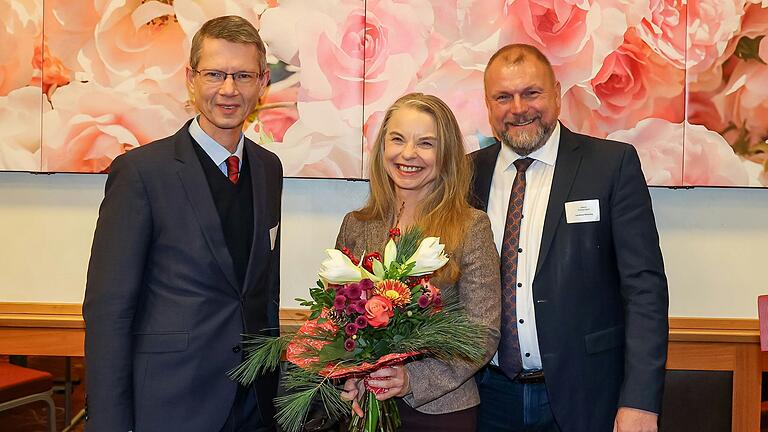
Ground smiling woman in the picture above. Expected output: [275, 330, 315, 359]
[383, 107, 438, 202]
[334, 92, 501, 431]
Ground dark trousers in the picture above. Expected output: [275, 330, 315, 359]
[220, 385, 273, 432]
[395, 398, 478, 432]
[476, 366, 560, 432]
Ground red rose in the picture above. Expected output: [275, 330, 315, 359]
[365, 296, 394, 328]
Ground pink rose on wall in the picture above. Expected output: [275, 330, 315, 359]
[257, 0, 366, 177]
[738, 2, 768, 38]
[0, 0, 39, 96]
[561, 30, 685, 137]
[686, 89, 727, 135]
[415, 60, 490, 152]
[42, 81, 187, 172]
[253, 84, 299, 143]
[499, 0, 647, 92]
[361, 0, 435, 114]
[0, 87, 47, 171]
[75, 0, 190, 102]
[174, 0, 268, 39]
[250, 100, 362, 177]
[259, 0, 436, 177]
[638, 0, 745, 80]
[719, 48, 768, 164]
[607, 119, 748, 186]
[260, 0, 365, 112]
[43, 0, 102, 73]
[261, 0, 434, 113]
[681, 123, 751, 186]
[31, 38, 72, 97]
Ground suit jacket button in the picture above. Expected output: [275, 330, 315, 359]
[232, 345, 241, 353]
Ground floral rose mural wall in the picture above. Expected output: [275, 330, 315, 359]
[0, 0, 767, 186]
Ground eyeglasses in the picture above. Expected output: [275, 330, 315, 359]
[191, 69, 264, 86]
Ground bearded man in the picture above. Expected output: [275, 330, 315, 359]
[470, 44, 669, 432]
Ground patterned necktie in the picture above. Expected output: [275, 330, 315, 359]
[498, 157, 534, 378]
[225, 155, 240, 184]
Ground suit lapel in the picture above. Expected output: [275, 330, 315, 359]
[534, 125, 582, 280]
[242, 140, 267, 296]
[174, 124, 240, 293]
[470, 143, 501, 211]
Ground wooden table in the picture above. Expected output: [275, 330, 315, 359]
[1, 304, 765, 431]
[667, 318, 762, 432]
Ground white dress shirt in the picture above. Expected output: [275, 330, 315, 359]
[188, 116, 244, 175]
[489, 123, 560, 370]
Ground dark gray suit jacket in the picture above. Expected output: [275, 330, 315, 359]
[470, 125, 669, 432]
[83, 121, 282, 432]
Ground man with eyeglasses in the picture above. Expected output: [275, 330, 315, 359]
[84, 15, 282, 432]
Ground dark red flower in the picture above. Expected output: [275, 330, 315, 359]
[333, 294, 347, 311]
[355, 315, 368, 329]
[353, 300, 367, 314]
[417, 294, 431, 308]
[432, 295, 443, 312]
[361, 252, 382, 273]
[359, 278, 374, 292]
[344, 322, 358, 335]
[388, 227, 401, 239]
[346, 282, 362, 299]
[344, 338, 356, 351]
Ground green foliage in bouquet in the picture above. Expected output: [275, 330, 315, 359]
[229, 227, 488, 432]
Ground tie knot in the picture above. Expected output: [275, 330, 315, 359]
[226, 155, 239, 170]
[514, 157, 534, 173]
[225, 155, 240, 184]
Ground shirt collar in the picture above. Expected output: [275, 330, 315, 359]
[498, 122, 560, 171]
[188, 116, 244, 166]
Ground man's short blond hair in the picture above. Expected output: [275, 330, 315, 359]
[189, 15, 267, 71]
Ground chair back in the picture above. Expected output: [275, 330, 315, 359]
[758, 295, 768, 351]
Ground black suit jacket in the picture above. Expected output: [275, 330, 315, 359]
[470, 125, 669, 432]
[83, 121, 282, 432]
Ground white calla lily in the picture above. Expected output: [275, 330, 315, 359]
[360, 265, 382, 282]
[318, 249, 363, 284]
[372, 258, 386, 280]
[383, 238, 397, 268]
[405, 237, 449, 276]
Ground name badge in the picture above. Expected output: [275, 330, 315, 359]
[565, 199, 600, 223]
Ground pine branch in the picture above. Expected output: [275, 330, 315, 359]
[275, 366, 350, 432]
[391, 309, 487, 363]
[395, 226, 423, 262]
[227, 334, 291, 385]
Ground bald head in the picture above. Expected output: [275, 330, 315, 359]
[484, 44, 556, 88]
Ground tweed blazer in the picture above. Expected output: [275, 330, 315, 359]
[335, 208, 501, 414]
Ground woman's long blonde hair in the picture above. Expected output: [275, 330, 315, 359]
[355, 93, 473, 282]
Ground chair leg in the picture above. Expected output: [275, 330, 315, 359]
[0, 390, 57, 431]
[44, 390, 57, 432]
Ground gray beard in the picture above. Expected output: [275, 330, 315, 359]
[499, 120, 556, 156]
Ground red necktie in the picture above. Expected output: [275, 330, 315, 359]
[225, 155, 240, 184]
[498, 157, 534, 378]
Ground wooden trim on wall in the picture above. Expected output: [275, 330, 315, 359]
[0, 302, 84, 329]
[669, 317, 759, 343]
[0, 302, 83, 315]
[0, 303, 761, 337]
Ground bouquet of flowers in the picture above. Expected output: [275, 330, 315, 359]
[229, 227, 487, 432]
